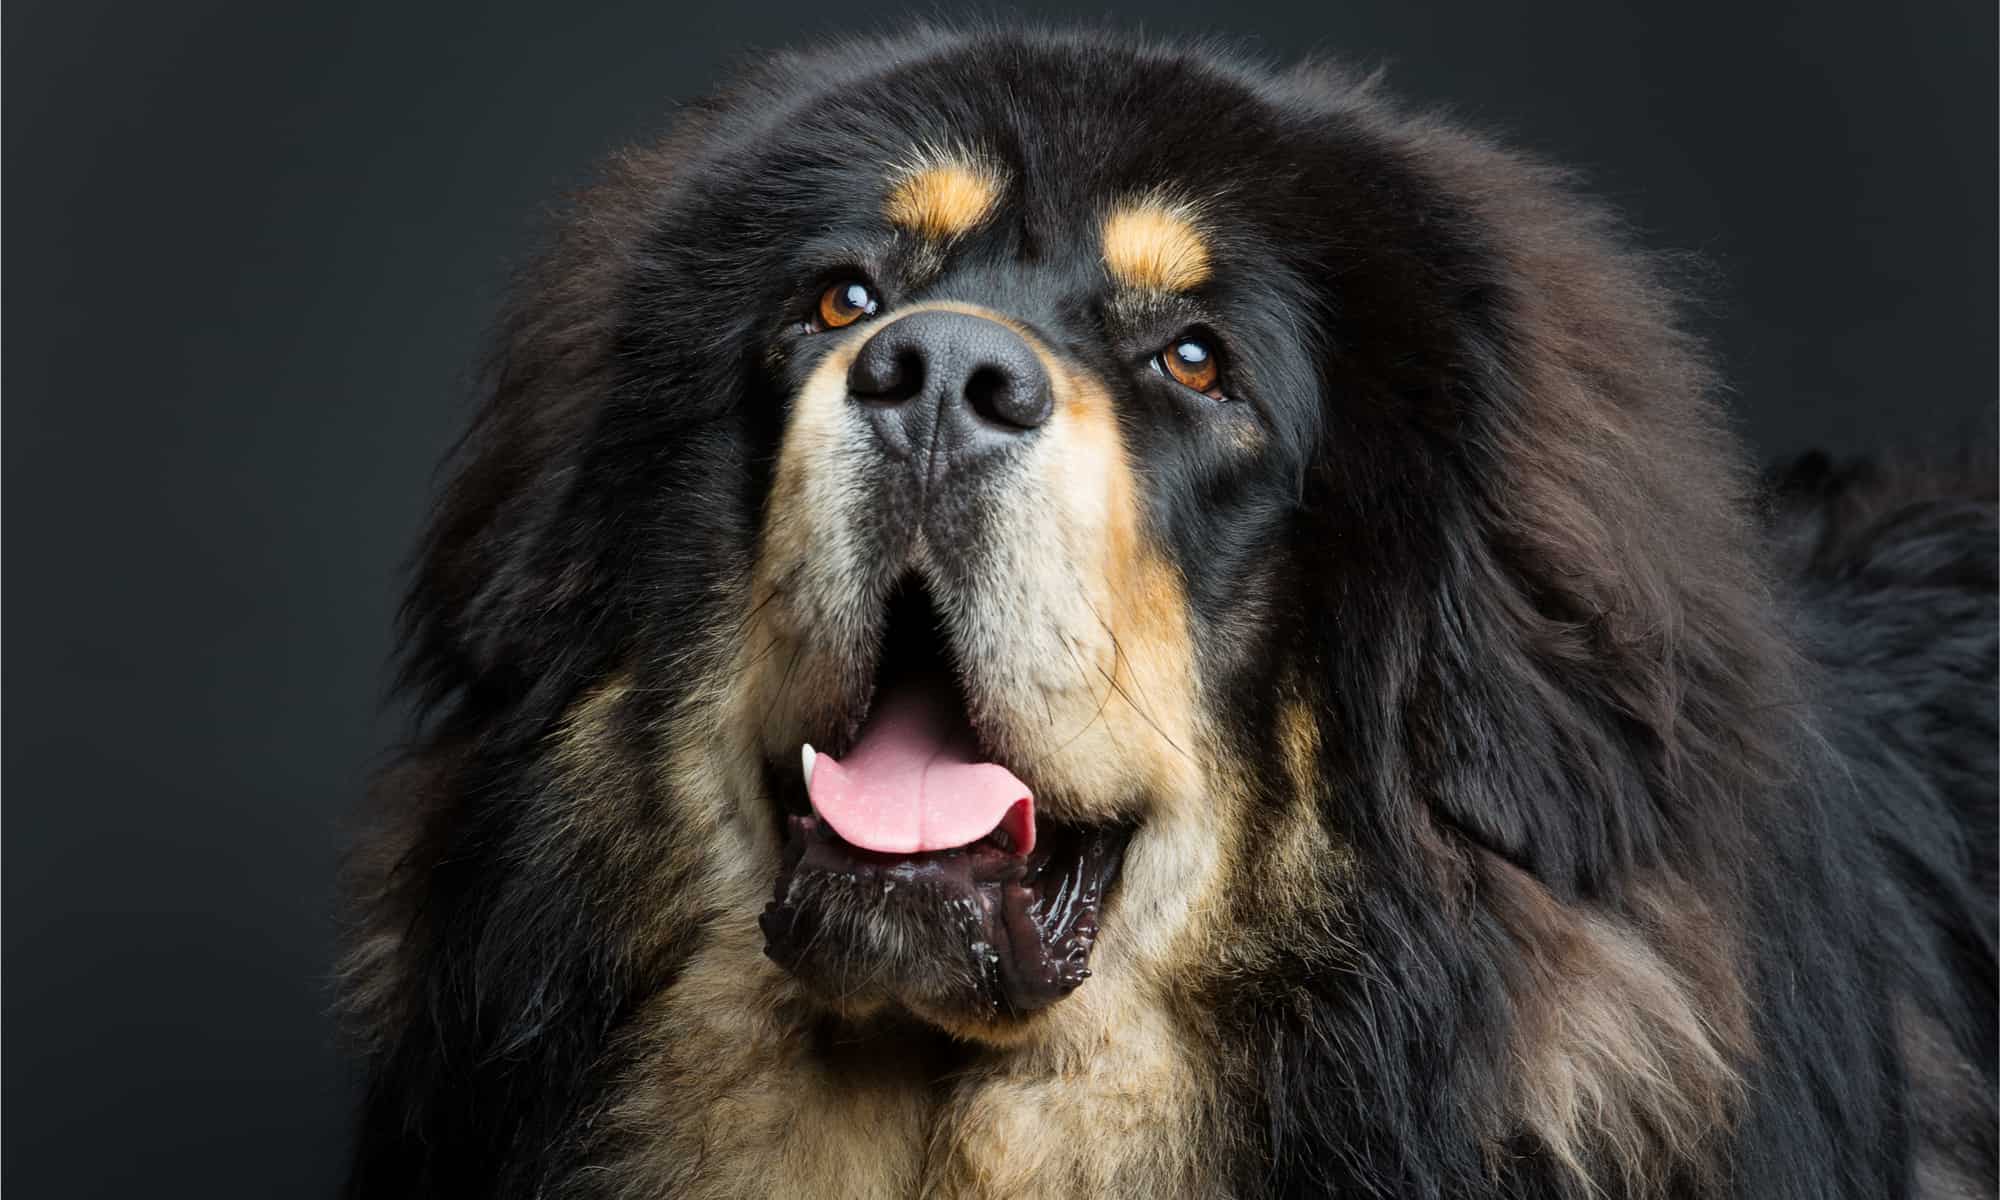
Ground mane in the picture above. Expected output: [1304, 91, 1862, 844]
[1218, 66, 1833, 1197]
[339, 29, 1995, 1200]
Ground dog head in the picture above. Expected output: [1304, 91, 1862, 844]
[393, 31, 1771, 1087]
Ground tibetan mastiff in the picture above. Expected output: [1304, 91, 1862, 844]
[340, 27, 1998, 1199]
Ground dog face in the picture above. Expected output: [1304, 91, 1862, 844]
[546, 48, 1404, 1038]
[730, 141, 1328, 1031]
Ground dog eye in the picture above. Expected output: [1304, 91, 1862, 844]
[1151, 336, 1222, 398]
[813, 280, 879, 331]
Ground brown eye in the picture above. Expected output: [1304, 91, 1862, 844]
[814, 280, 878, 330]
[1154, 337, 1221, 396]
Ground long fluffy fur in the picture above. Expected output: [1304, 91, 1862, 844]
[339, 27, 1997, 1199]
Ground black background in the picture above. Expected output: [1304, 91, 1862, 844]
[5, 2, 1992, 1194]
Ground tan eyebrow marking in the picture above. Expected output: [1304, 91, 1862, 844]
[885, 158, 1001, 239]
[1102, 200, 1211, 292]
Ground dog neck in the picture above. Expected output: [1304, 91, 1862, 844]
[586, 908, 1224, 1200]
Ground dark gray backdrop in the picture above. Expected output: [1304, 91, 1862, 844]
[5, 1, 1993, 1194]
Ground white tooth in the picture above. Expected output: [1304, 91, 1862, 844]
[801, 743, 817, 789]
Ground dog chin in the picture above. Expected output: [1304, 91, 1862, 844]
[759, 812, 1130, 1032]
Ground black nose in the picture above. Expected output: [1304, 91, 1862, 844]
[847, 310, 1052, 474]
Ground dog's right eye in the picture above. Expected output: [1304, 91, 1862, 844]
[1149, 334, 1226, 400]
[812, 281, 879, 332]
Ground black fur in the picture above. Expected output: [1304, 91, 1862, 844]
[341, 27, 1998, 1198]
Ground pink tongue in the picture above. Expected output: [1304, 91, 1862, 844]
[806, 675, 1034, 856]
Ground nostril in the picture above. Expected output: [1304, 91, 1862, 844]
[850, 339, 928, 404]
[964, 365, 1049, 430]
[962, 366, 1011, 426]
[894, 349, 929, 399]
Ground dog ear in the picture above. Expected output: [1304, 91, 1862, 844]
[396, 147, 684, 732]
[1277, 68, 1788, 895]
[1411, 136, 1791, 897]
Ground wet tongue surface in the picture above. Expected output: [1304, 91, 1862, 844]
[806, 672, 1035, 856]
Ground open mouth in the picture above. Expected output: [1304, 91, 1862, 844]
[759, 581, 1131, 1017]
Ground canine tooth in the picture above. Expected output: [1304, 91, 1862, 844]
[801, 743, 816, 788]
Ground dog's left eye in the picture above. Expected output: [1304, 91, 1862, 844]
[812, 280, 880, 332]
[1150, 336, 1223, 398]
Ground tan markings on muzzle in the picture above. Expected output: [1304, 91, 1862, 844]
[1021, 363, 1237, 1007]
[1101, 199, 1210, 292]
[723, 333, 871, 775]
[732, 302, 1226, 1055]
[1038, 363, 1202, 800]
[885, 154, 1003, 240]
[727, 300, 1066, 770]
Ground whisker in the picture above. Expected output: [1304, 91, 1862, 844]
[761, 642, 807, 748]
[1078, 590, 1193, 763]
[1018, 577, 1122, 770]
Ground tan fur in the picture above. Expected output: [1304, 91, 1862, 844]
[886, 156, 1002, 240]
[1101, 200, 1210, 292]
[550, 674, 635, 780]
[1258, 697, 1354, 909]
[1275, 699, 1322, 819]
[593, 907, 1227, 1199]
[594, 917, 938, 1200]
[927, 992, 1221, 1198]
[719, 334, 875, 774]
[1489, 864, 1748, 1193]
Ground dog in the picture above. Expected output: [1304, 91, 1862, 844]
[339, 27, 1998, 1199]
